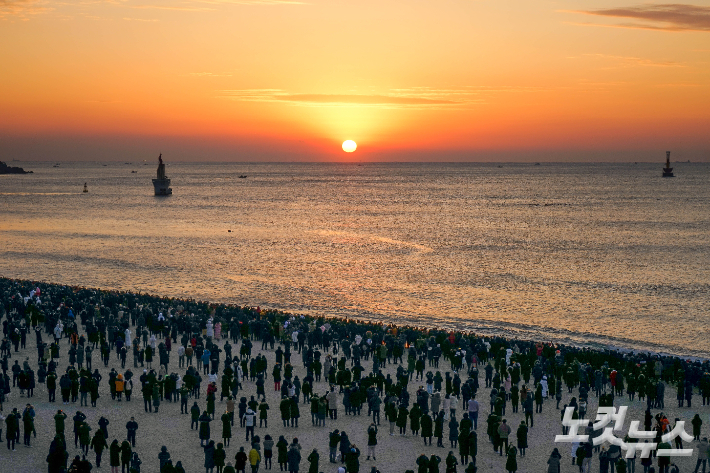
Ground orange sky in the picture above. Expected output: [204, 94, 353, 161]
[1, 0, 710, 161]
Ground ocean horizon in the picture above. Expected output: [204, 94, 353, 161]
[2, 161, 708, 357]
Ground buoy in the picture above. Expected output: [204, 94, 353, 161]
[83, 183, 88, 193]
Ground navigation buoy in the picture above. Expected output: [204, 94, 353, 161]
[83, 183, 88, 193]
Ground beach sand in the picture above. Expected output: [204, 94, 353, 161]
[2, 318, 706, 473]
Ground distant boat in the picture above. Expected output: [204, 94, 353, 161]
[238, 175, 247, 179]
[83, 183, 88, 193]
[152, 154, 172, 195]
[534, 162, 540, 166]
[662, 151, 674, 177]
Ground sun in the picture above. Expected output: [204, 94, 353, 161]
[342, 140, 357, 153]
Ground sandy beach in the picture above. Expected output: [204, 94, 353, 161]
[1, 281, 708, 473]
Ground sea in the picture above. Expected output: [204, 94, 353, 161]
[1, 161, 708, 357]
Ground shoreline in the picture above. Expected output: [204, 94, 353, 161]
[3, 276, 707, 362]
[2, 276, 710, 473]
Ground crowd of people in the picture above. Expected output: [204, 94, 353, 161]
[2, 277, 710, 473]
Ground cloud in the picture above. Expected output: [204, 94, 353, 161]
[0, 0, 53, 19]
[583, 53, 685, 67]
[278, 94, 458, 105]
[1, 0, 303, 19]
[187, 72, 234, 77]
[570, 3, 710, 32]
[218, 89, 469, 108]
[122, 15, 158, 20]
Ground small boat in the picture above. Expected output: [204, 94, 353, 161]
[152, 153, 172, 195]
[662, 151, 674, 177]
[83, 183, 88, 193]
[131, 170, 137, 173]
[238, 175, 247, 179]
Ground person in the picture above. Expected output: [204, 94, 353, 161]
[250, 445, 262, 473]
[277, 435, 289, 471]
[547, 448, 562, 473]
[498, 419, 511, 455]
[244, 406, 256, 442]
[205, 439, 216, 473]
[505, 445, 518, 473]
[120, 440, 132, 473]
[516, 421, 528, 457]
[110, 439, 121, 473]
[222, 411, 232, 447]
[345, 445, 361, 473]
[126, 417, 138, 447]
[236, 447, 248, 473]
[200, 411, 212, 447]
[366, 423, 377, 460]
[158, 446, 171, 471]
[694, 437, 709, 473]
[131, 452, 142, 473]
[306, 449, 318, 473]
[91, 429, 108, 467]
[445, 451, 458, 473]
[263, 434, 274, 470]
[5, 408, 20, 450]
[287, 443, 301, 473]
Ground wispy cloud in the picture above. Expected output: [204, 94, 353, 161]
[218, 89, 475, 109]
[218, 86, 555, 108]
[582, 53, 685, 67]
[1, 0, 303, 19]
[187, 72, 234, 77]
[122, 15, 158, 20]
[1, 0, 53, 19]
[568, 3, 710, 32]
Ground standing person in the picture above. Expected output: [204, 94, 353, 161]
[5, 408, 20, 451]
[345, 445, 361, 473]
[110, 439, 121, 473]
[215, 443, 227, 473]
[91, 429, 108, 467]
[694, 437, 709, 473]
[200, 411, 212, 447]
[158, 446, 171, 471]
[222, 411, 232, 447]
[235, 447, 248, 473]
[126, 417, 138, 447]
[277, 435, 289, 471]
[287, 443, 302, 473]
[366, 423, 377, 461]
[120, 440, 132, 473]
[547, 448, 562, 473]
[131, 452, 142, 473]
[244, 406, 256, 442]
[497, 419, 512, 456]
[523, 395, 534, 428]
[506, 445, 518, 473]
[516, 421, 528, 457]
[306, 449, 319, 473]
[263, 435, 274, 470]
[23, 405, 35, 448]
[328, 430, 341, 463]
[250, 445, 262, 473]
[205, 440, 216, 473]
[78, 422, 91, 455]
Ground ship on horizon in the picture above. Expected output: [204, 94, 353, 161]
[662, 151, 674, 177]
[152, 154, 172, 195]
